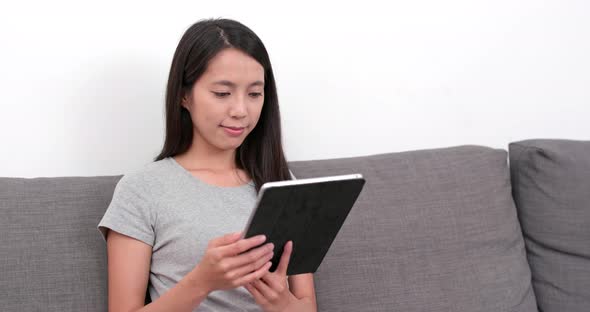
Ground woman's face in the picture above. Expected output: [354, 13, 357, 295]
[182, 47, 265, 153]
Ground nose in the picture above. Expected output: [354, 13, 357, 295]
[229, 95, 247, 118]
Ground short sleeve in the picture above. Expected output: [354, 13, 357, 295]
[97, 174, 155, 247]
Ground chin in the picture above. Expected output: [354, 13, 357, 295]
[217, 140, 245, 151]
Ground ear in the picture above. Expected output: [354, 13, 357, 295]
[181, 95, 190, 111]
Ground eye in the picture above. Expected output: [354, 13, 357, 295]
[249, 92, 263, 98]
[212, 92, 230, 98]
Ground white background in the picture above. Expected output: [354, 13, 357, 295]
[1, 0, 588, 178]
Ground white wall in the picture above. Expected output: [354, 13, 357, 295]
[1, 0, 588, 178]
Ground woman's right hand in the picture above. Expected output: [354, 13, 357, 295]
[189, 231, 275, 293]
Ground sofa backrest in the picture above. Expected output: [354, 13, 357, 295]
[509, 139, 590, 312]
[1, 145, 539, 311]
[0, 176, 120, 311]
[289, 145, 537, 312]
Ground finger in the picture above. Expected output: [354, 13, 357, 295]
[218, 235, 267, 257]
[223, 242, 274, 270]
[276, 240, 293, 275]
[245, 283, 267, 304]
[226, 250, 274, 278]
[209, 231, 242, 248]
[233, 261, 272, 287]
[252, 278, 277, 299]
[261, 271, 284, 291]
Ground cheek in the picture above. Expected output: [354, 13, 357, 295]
[250, 102, 264, 120]
[192, 99, 224, 124]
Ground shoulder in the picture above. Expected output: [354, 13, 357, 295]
[115, 158, 172, 193]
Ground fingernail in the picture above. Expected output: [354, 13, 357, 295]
[256, 235, 266, 241]
[268, 243, 274, 250]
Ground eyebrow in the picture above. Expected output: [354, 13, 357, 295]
[212, 80, 264, 87]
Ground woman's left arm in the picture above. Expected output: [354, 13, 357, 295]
[245, 241, 318, 312]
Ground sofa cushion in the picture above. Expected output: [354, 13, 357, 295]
[509, 139, 590, 312]
[0, 175, 121, 312]
[289, 145, 537, 312]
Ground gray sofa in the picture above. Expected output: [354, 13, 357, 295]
[1, 139, 589, 312]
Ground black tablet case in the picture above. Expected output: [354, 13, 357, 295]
[244, 177, 365, 275]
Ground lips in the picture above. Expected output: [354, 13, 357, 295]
[222, 125, 246, 137]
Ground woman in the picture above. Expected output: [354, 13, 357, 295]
[98, 18, 317, 312]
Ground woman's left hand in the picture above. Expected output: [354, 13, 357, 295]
[245, 241, 311, 312]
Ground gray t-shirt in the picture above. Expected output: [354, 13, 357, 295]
[98, 157, 283, 312]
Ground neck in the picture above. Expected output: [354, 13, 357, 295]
[175, 134, 238, 171]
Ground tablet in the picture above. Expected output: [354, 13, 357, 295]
[241, 173, 366, 275]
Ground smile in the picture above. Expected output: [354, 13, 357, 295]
[222, 126, 245, 136]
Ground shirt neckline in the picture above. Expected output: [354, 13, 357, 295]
[167, 157, 255, 190]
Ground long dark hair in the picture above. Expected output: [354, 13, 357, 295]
[154, 18, 291, 192]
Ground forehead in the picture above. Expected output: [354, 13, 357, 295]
[202, 48, 264, 84]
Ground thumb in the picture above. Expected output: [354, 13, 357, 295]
[210, 231, 241, 247]
[276, 241, 293, 275]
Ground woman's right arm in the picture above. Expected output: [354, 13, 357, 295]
[106, 230, 274, 312]
[106, 229, 209, 312]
